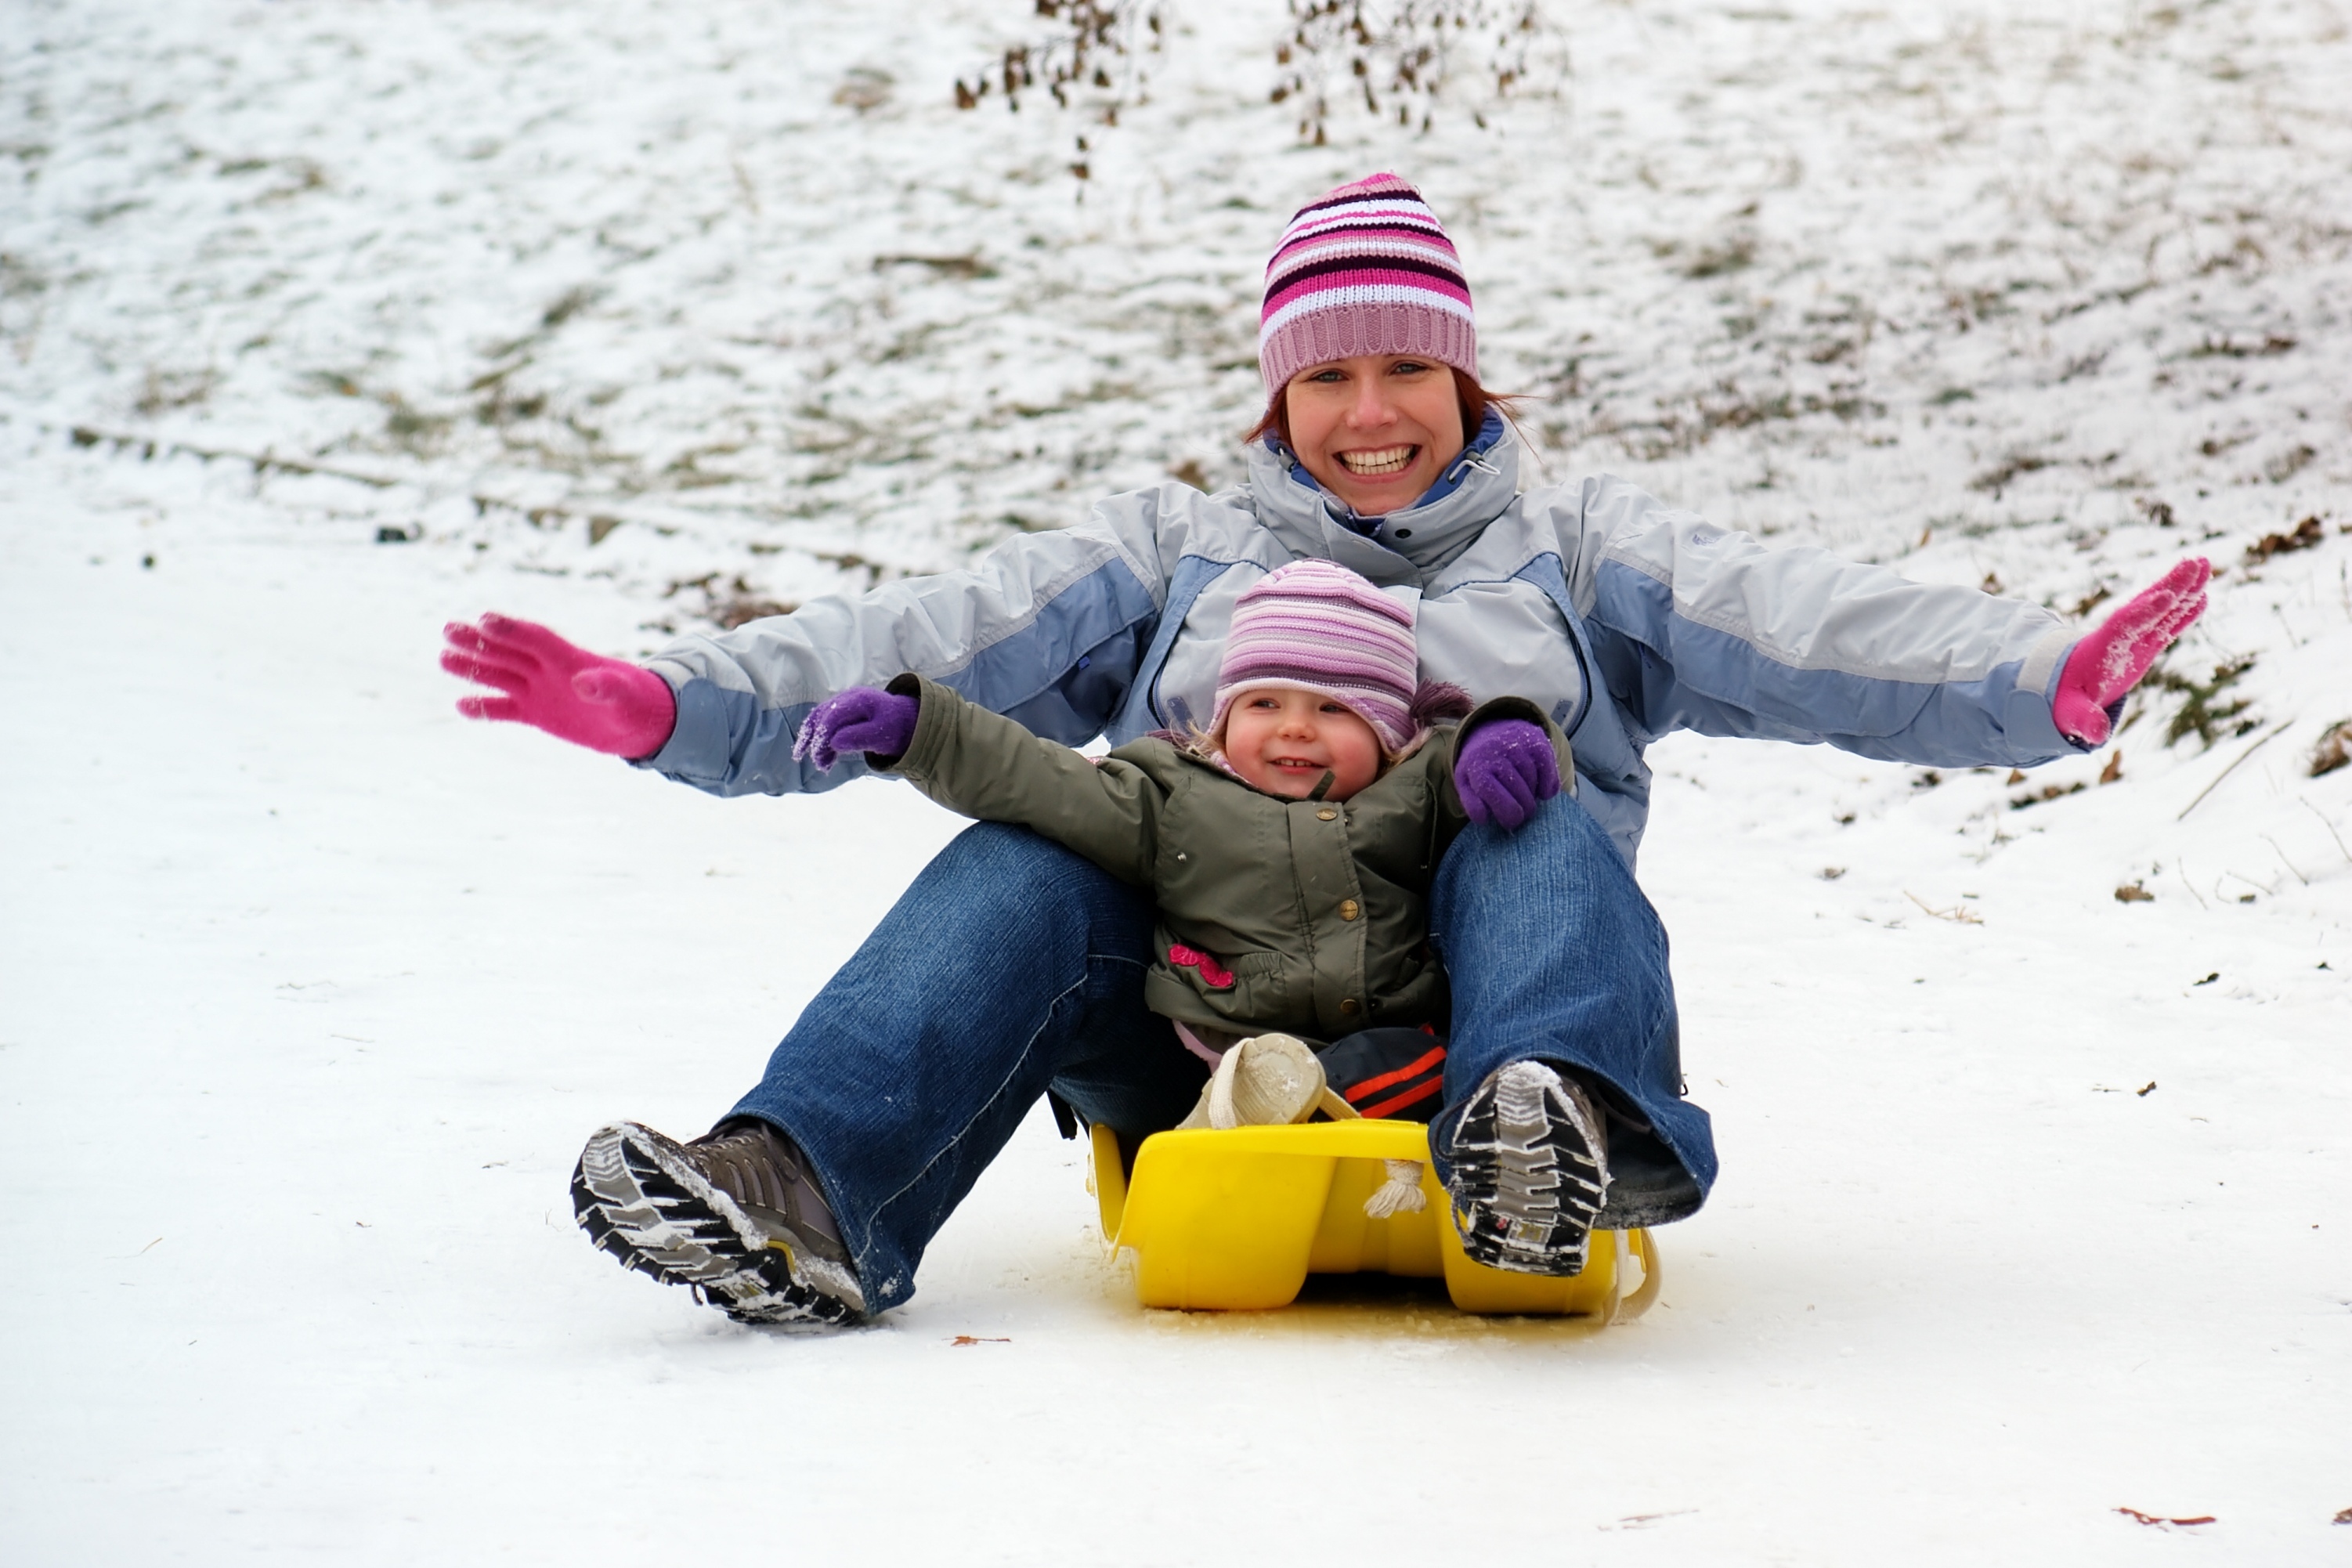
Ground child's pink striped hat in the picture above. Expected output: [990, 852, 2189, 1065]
[1258, 172, 1476, 401]
[1210, 559, 1419, 752]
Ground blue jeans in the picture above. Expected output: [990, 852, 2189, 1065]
[730, 797, 1715, 1313]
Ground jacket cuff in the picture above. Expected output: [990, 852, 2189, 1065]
[880, 673, 952, 778]
[2021, 628, 2091, 754]
[1453, 695, 1577, 785]
[630, 668, 731, 782]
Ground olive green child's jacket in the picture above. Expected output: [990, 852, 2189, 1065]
[874, 674, 1571, 1046]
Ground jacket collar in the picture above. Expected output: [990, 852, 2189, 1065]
[1242, 408, 1519, 586]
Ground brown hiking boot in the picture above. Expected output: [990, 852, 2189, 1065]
[571, 1118, 863, 1324]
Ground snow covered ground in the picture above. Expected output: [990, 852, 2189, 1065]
[3, 0, 2349, 1560]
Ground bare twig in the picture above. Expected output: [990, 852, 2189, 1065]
[2217, 868, 2275, 900]
[2259, 833, 2309, 886]
[1906, 891, 1983, 924]
[2115, 1506, 2216, 1528]
[2177, 720, 2294, 822]
[2300, 797, 2352, 865]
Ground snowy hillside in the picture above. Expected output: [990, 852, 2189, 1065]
[2, 0, 2347, 1562]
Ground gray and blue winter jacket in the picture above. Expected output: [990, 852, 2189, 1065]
[635, 414, 2083, 869]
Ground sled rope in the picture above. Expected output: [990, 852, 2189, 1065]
[1364, 1158, 1428, 1218]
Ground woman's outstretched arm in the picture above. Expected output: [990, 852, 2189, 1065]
[1559, 475, 2202, 768]
[627, 497, 1187, 799]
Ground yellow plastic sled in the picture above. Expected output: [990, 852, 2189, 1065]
[1088, 1118, 1660, 1319]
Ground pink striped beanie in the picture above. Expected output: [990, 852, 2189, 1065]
[1210, 559, 1420, 753]
[1259, 172, 1476, 401]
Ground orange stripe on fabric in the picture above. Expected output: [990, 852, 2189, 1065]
[1342, 1044, 1448, 1101]
[1357, 1078, 1443, 1120]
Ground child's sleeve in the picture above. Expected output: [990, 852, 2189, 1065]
[874, 674, 1166, 887]
[1411, 698, 1577, 849]
[1435, 697, 1574, 802]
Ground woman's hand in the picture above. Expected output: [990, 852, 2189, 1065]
[440, 614, 677, 759]
[1454, 717, 1560, 830]
[794, 687, 919, 771]
[2052, 559, 2211, 747]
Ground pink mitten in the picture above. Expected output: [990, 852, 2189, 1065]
[2051, 558, 2210, 746]
[440, 613, 677, 759]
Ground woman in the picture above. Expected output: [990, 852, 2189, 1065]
[444, 173, 2206, 1324]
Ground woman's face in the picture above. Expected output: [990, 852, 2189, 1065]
[1219, 686, 1384, 801]
[1281, 354, 1465, 517]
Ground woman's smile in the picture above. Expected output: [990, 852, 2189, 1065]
[1336, 443, 1418, 477]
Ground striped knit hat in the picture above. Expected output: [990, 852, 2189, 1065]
[1259, 172, 1476, 402]
[1210, 560, 1419, 753]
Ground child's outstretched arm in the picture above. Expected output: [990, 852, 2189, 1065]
[797, 677, 1166, 885]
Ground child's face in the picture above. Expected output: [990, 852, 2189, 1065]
[1219, 686, 1384, 800]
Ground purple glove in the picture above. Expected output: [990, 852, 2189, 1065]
[793, 687, 919, 771]
[1454, 718, 1560, 830]
[441, 613, 677, 759]
[2052, 558, 2210, 746]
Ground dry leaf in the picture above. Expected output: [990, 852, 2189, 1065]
[2244, 515, 2322, 562]
[2313, 721, 2352, 779]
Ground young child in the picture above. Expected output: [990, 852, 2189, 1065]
[792, 558, 1591, 1213]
